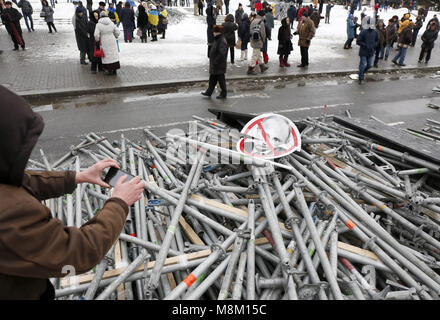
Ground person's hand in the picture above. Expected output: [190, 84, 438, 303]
[75, 158, 119, 188]
[111, 175, 145, 206]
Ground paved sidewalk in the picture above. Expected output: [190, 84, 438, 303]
[1, 15, 440, 96]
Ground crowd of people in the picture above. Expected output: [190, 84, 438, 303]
[343, 2, 439, 84]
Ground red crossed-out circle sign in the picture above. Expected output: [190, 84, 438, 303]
[236, 113, 302, 159]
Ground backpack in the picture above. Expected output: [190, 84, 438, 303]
[252, 20, 263, 40]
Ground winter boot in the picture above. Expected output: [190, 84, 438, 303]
[283, 57, 290, 67]
[161, 30, 166, 39]
[279, 56, 285, 67]
[259, 63, 269, 73]
[247, 66, 257, 75]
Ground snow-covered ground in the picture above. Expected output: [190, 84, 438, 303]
[12, 0, 440, 68]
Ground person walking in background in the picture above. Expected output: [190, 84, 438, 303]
[1, 1, 25, 50]
[120, 1, 134, 42]
[224, 0, 229, 14]
[137, 3, 148, 42]
[222, 14, 237, 63]
[76, 1, 88, 20]
[325, 1, 333, 24]
[373, 18, 386, 67]
[238, 12, 250, 60]
[94, 11, 120, 75]
[17, 0, 33, 32]
[277, 17, 293, 67]
[392, 21, 413, 66]
[384, 18, 396, 60]
[356, 17, 378, 84]
[287, 3, 296, 29]
[198, 0, 204, 16]
[216, 0, 222, 15]
[201, 25, 228, 99]
[418, 21, 438, 64]
[41, 0, 57, 33]
[344, 13, 355, 49]
[206, 0, 217, 57]
[87, 10, 103, 73]
[74, 7, 89, 65]
[295, 11, 315, 67]
[248, 10, 267, 75]
[262, 5, 273, 63]
[235, 3, 243, 25]
[411, 15, 423, 47]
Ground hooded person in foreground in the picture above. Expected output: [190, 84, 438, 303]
[0, 86, 145, 300]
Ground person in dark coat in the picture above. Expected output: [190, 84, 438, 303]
[356, 17, 378, 84]
[411, 15, 423, 46]
[287, 3, 297, 29]
[206, 0, 218, 57]
[201, 25, 228, 99]
[137, 4, 148, 42]
[224, 0, 229, 14]
[235, 3, 243, 25]
[418, 21, 438, 64]
[86, 0, 93, 15]
[87, 10, 103, 73]
[277, 17, 293, 67]
[237, 12, 250, 60]
[1, 1, 25, 50]
[325, 1, 334, 24]
[120, 1, 135, 42]
[384, 18, 396, 60]
[310, 9, 320, 28]
[198, 0, 204, 15]
[74, 7, 89, 65]
[116, 1, 123, 26]
[222, 14, 238, 64]
[76, 1, 88, 21]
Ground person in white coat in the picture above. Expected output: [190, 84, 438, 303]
[94, 11, 121, 75]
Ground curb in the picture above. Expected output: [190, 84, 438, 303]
[18, 65, 440, 100]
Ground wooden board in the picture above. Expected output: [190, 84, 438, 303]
[114, 241, 126, 300]
[337, 241, 379, 261]
[333, 116, 440, 166]
[190, 194, 248, 218]
[179, 216, 205, 246]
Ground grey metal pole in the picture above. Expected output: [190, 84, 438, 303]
[96, 249, 150, 300]
[232, 252, 247, 300]
[246, 200, 256, 300]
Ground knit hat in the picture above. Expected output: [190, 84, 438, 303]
[213, 25, 224, 33]
[257, 9, 265, 16]
[100, 10, 108, 17]
[99, 1, 105, 6]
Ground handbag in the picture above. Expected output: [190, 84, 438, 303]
[162, 17, 168, 25]
[235, 38, 242, 49]
[40, 10, 46, 17]
[137, 28, 143, 37]
[94, 41, 104, 58]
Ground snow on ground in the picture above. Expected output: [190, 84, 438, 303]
[16, 0, 440, 68]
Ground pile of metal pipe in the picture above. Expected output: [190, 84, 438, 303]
[28, 116, 440, 300]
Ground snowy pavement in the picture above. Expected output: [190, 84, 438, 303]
[1, 0, 439, 94]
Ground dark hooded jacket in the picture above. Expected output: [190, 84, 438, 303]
[137, 5, 148, 28]
[75, 9, 89, 52]
[357, 28, 378, 56]
[87, 11, 101, 62]
[222, 14, 238, 47]
[421, 27, 439, 49]
[0, 86, 128, 300]
[238, 13, 250, 44]
[277, 17, 292, 55]
[209, 33, 228, 75]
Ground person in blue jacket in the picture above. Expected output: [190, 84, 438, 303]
[238, 12, 250, 60]
[344, 13, 355, 49]
[356, 16, 378, 84]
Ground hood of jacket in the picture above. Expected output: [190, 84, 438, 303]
[0, 86, 44, 186]
[98, 16, 113, 25]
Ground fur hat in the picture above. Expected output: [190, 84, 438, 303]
[100, 10, 108, 17]
[99, 1, 105, 6]
[212, 25, 224, 33]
